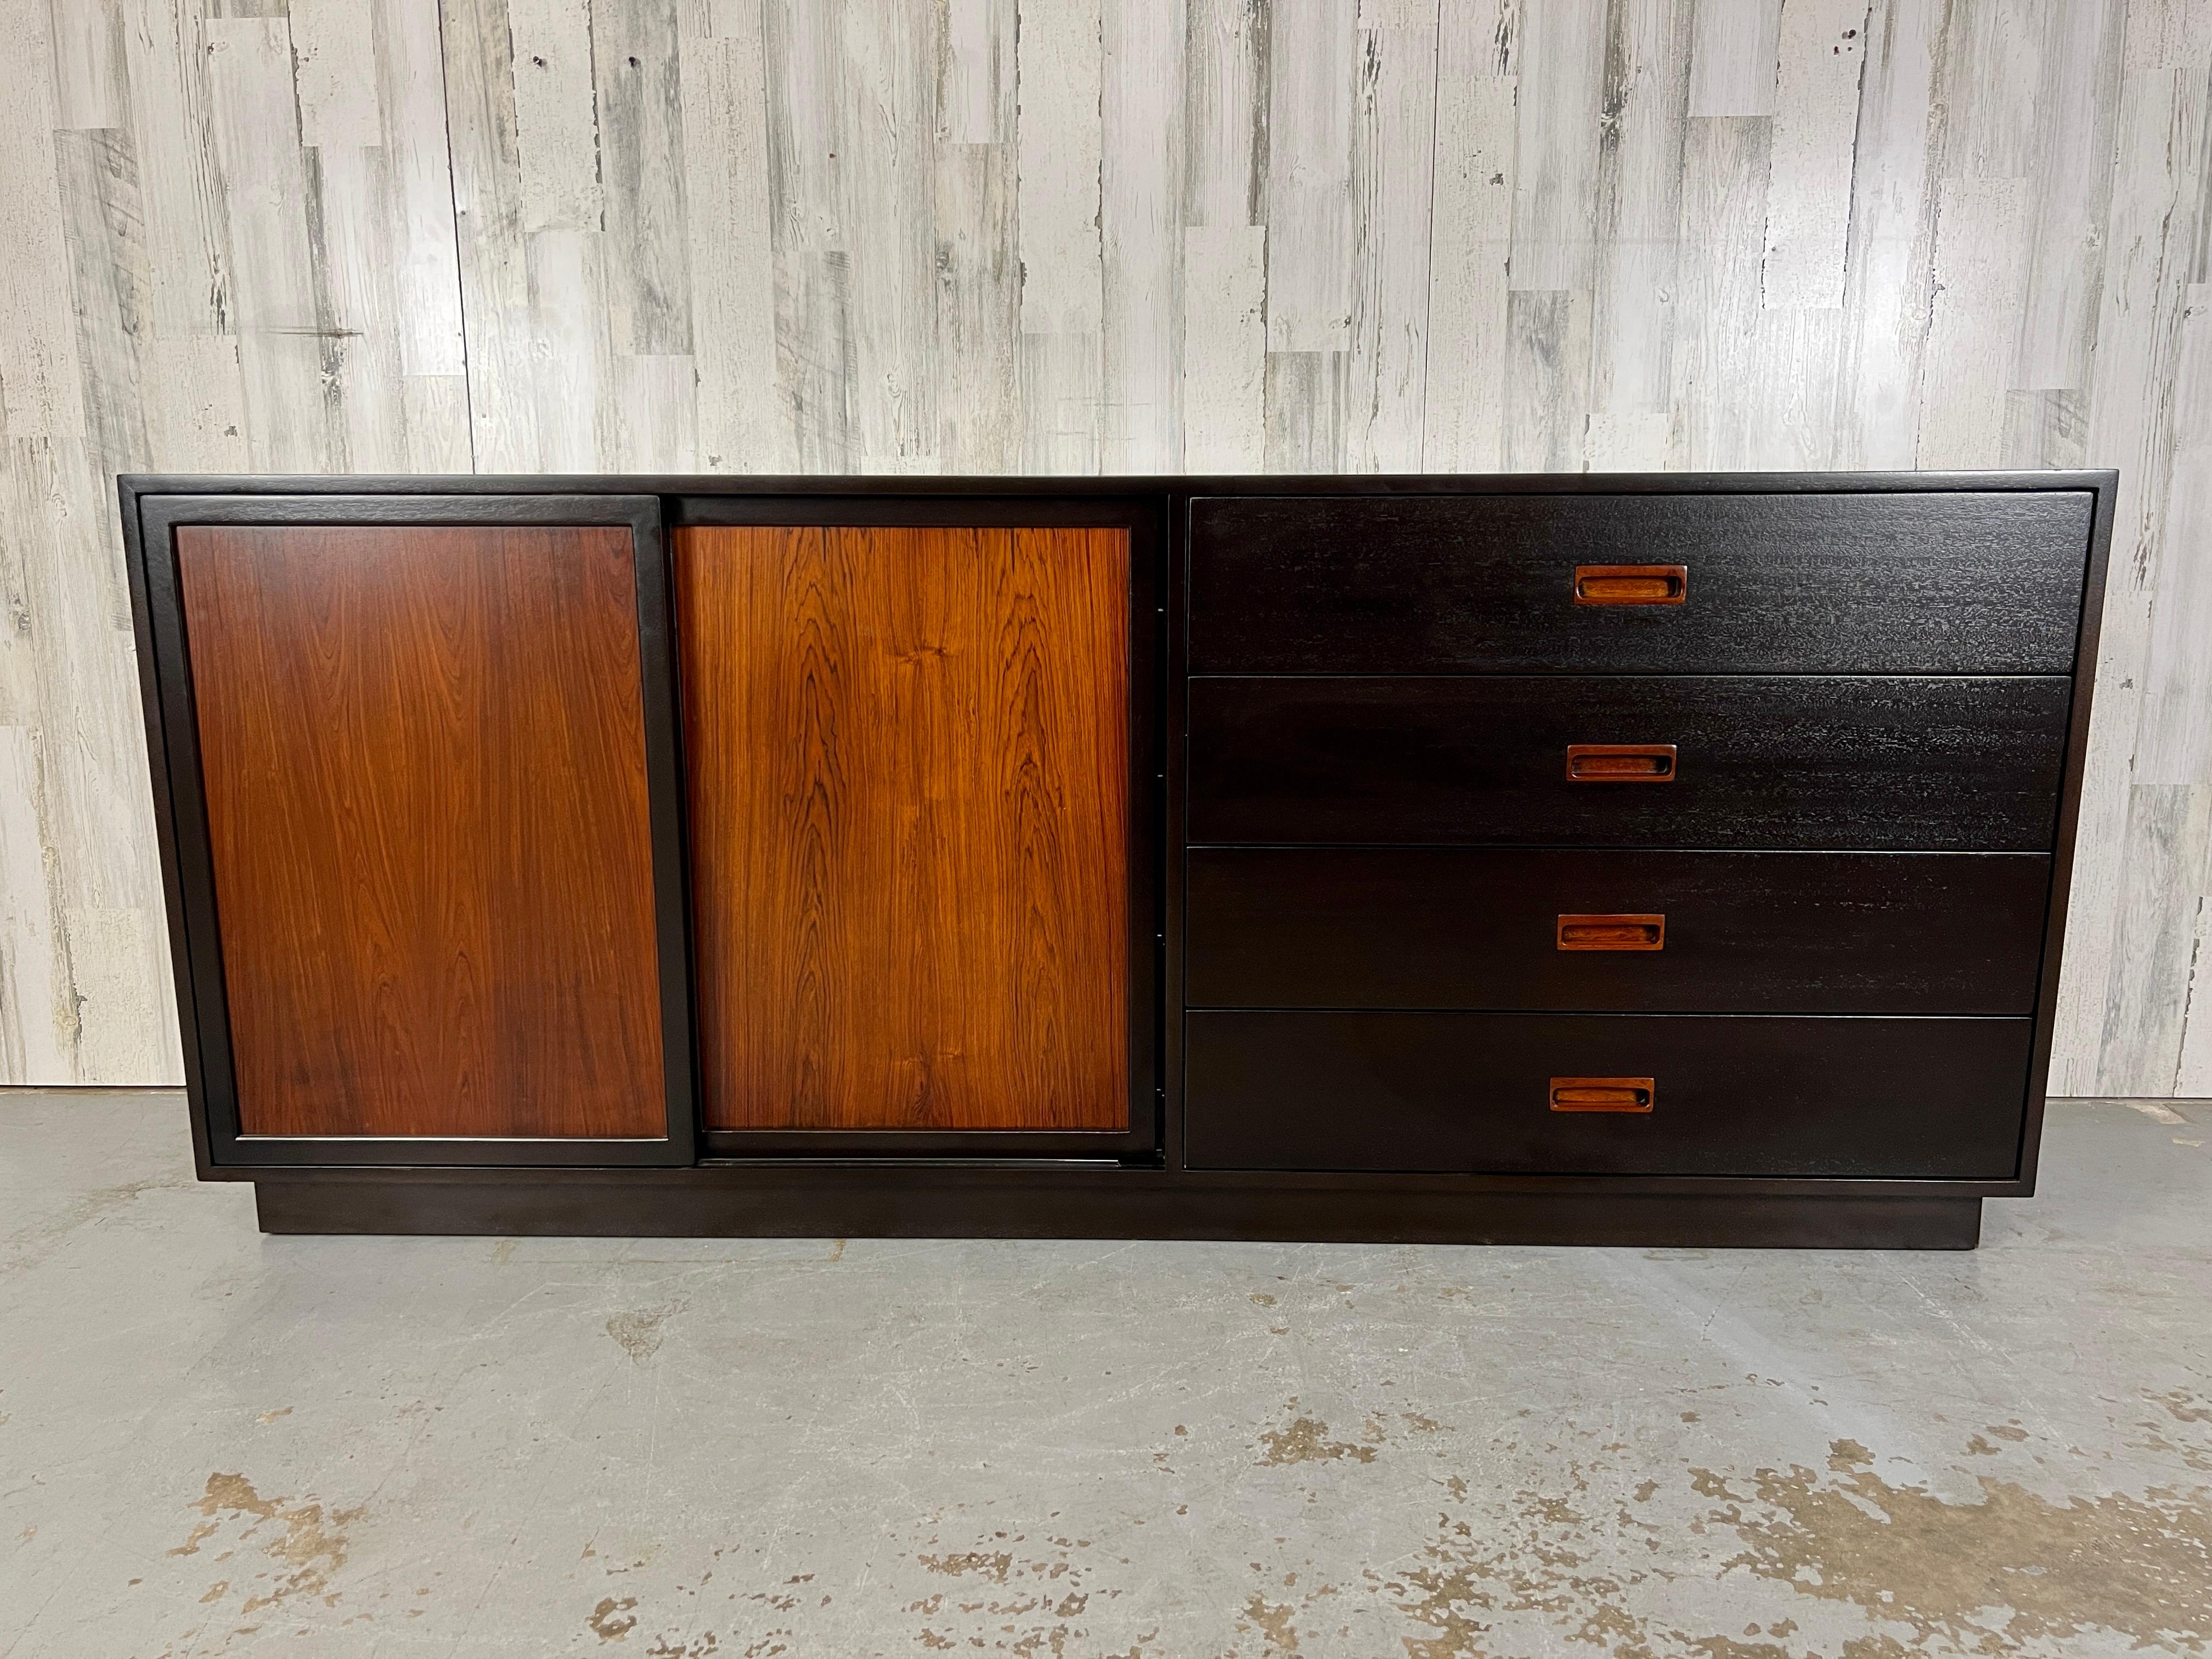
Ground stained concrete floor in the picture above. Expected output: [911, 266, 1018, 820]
[2, 1094, 2209, 1658]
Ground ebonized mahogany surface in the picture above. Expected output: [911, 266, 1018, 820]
[1189, 492, 2094, 673]
[1185, 1011, 2032, 1178]
[250, 1170, 1984, 1249]
[176, 524, 667, 1139]
[1186, 849, 2051, 1013]
[1188, 675, 2072, 849]
[676, 524, 1130, 1132]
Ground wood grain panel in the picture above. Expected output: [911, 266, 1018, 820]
[676, 524, 1128, 1132]
[1189, 675, 2074, 853]
[1186, 849, 2052, 1015]
[177, 524, 666, 1139]
[1189, 492, 2094, 674]
[1186, 1011, 2033, 1179]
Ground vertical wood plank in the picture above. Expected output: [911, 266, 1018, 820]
[1508, 0, 1607, 294]
[763, 0, 854, 470]
[1688, 0, 1780, 115]
[143, 336, 253, 471]
[1018, 0, 1104, 336]
[508, 0, 605, 233]
[54, 127, 154, 472]
[1914, 176, 2027, 467]
[206, 16, 335, 473]
[1421, 5, 1517, 470]
[1101, 0, 1185, 473]
[2050, 63, 2211, 1090]
[2130, 285, 2212, 788]
[442, 0, 549, 469]
[378, 0, 471, 387]
[934, 138, 1022, 472]
[612, 351, 701, 469]
[1504, 287, 1592, 469]
[1588, 0, 1691, 459]
[2, 0, 88, 443]
[1744, 303, 1843, 466]
[1669, 114, 1771, 466]
[2013, 0, 2126, 392]
[306, 145, 407, 470]
[0, 725, 70, 1081]
[58, 904, 170, 1085]
[526, 227, 611, 469]
[1184, 0, 1266, 229]
[48, 0, 128, 131]
[1344, 0, 1438, 471]
[1834, 0, 1939, 469]
[838, 0, 939, 469]
[1020, 330, 1103, 473]
[1182, 0, 1268, 470]
[1940, 0, 2047, 182]
[123, 0, 236, 345]
[1759, 0, 1867, 310]
[1017, 0, 1104, 471]
[932, 0, 1018, 473]
[1265, 0, 1358, 356]
[682, 18, 782, 471]
[2096, 784, 2211, 1094]
[1182, 224, 1267, 470]
[2, 433, 178, 1084]
[291, 0, 386, 149]
[2123, 0, 2212, 72]
[597, 0, 696, 362]
[1263, 348, 1348, 472]
[2175, 884, 2212, 1096]
[942, 0, 1013, 144]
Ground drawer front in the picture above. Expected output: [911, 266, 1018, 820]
[1186, 850, 2051, 1013]
[1184, 1011, 2030, 1177]
[1187, 676, 2070, 850]
[1188, 492, 2093, 674]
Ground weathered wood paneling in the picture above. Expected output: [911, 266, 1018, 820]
[1, 0, 2205, 1093]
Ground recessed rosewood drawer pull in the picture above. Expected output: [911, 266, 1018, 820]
[1565, 743, 1677, 782]
[1556, 913, 1666, 951]
[1574, 563, 1687, 605]
[1549, 1077, 1656, 1114]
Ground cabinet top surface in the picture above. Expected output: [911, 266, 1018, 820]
[118, 469, 2117, 501]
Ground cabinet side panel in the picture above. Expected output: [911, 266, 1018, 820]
[177, 524, 667, 1139]
[678, 524, 1130, 1131]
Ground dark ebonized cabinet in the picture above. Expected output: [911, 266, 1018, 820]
[120, 471, 2114, 1248]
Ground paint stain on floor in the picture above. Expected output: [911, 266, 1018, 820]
[168, 1472, 366, 1630]
[1702, 1440, 2211, 1654]
[606, 1300, 686, 1362]
[1257, 1408, 1381, 1467]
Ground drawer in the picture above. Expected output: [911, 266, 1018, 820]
[1186, 850, 2050, 1013]
[1188, 492, 2093, 674]
[1183, 1011, 2030, 1177]
[1187, 676, 2070, 850]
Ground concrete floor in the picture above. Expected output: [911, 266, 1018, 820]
[1, 1096, 2208, 1658]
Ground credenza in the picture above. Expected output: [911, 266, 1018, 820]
[120, 472, 2113, 1248]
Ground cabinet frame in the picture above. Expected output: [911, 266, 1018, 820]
[126, 492, 698, 1171]
[116, 470, 2115, 1246]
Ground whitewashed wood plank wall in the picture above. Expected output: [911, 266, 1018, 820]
[2, 0, 2208, 1094]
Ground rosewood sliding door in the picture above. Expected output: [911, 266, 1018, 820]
[138, 496, 694, 1167]
[675, 518, 1147, 1150]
